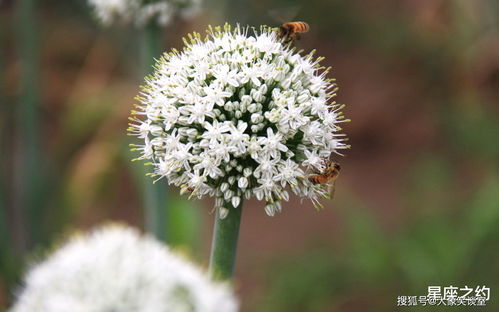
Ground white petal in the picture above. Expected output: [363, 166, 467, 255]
[219, 207, 229, 219]
[231, 196, 241, 208]
[264, 204, 275, 217]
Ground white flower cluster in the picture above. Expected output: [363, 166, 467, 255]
[129, 24, 349, 217]
[88, 0, 201, 26]
[10, 225, 239, 312]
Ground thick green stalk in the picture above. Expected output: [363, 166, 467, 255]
[16, 0, 40, 251]
[0, 13, 7, 251]
[209, 201, 244, 280]
[0, 184, 8, 248]
[142, 22, 162, 70]
[140, 22, 168, 242]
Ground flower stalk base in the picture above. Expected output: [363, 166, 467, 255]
[209, 201, 243, 280]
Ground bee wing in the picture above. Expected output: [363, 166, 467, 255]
[268, 5, 302, 23]
[327, 180, 337, 199]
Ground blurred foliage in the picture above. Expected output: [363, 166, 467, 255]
[256, 174, 499, 312]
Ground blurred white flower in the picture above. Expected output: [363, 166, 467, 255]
[10, 225, 238, 312]
[129, 24, 349, 217]
[87, 0, 202, 26]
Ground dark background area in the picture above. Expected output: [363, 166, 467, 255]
[1, 0, 498, 311]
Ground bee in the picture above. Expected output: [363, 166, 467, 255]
[308, 160, 341, 198]
[278, 21, 310, 43]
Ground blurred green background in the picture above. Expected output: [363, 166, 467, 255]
[1, 0, 498, 311]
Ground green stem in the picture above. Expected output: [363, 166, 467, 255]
[142, 22, 162, 70]
[143, 180, 168, 241]
[140, 22, 168, 242]
[209, 201, 244, 280]
[16, 0, 40, 251]
[0, 12, 7, 251]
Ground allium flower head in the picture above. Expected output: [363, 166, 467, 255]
[88, 0, 201, 26]
[10, 225, 238, 312]
[129, 24, 349, 217]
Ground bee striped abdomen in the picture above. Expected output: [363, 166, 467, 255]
[279, 22, 310, 43]
[293, 22, 309, 33]
[308, 175, 329, 184]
